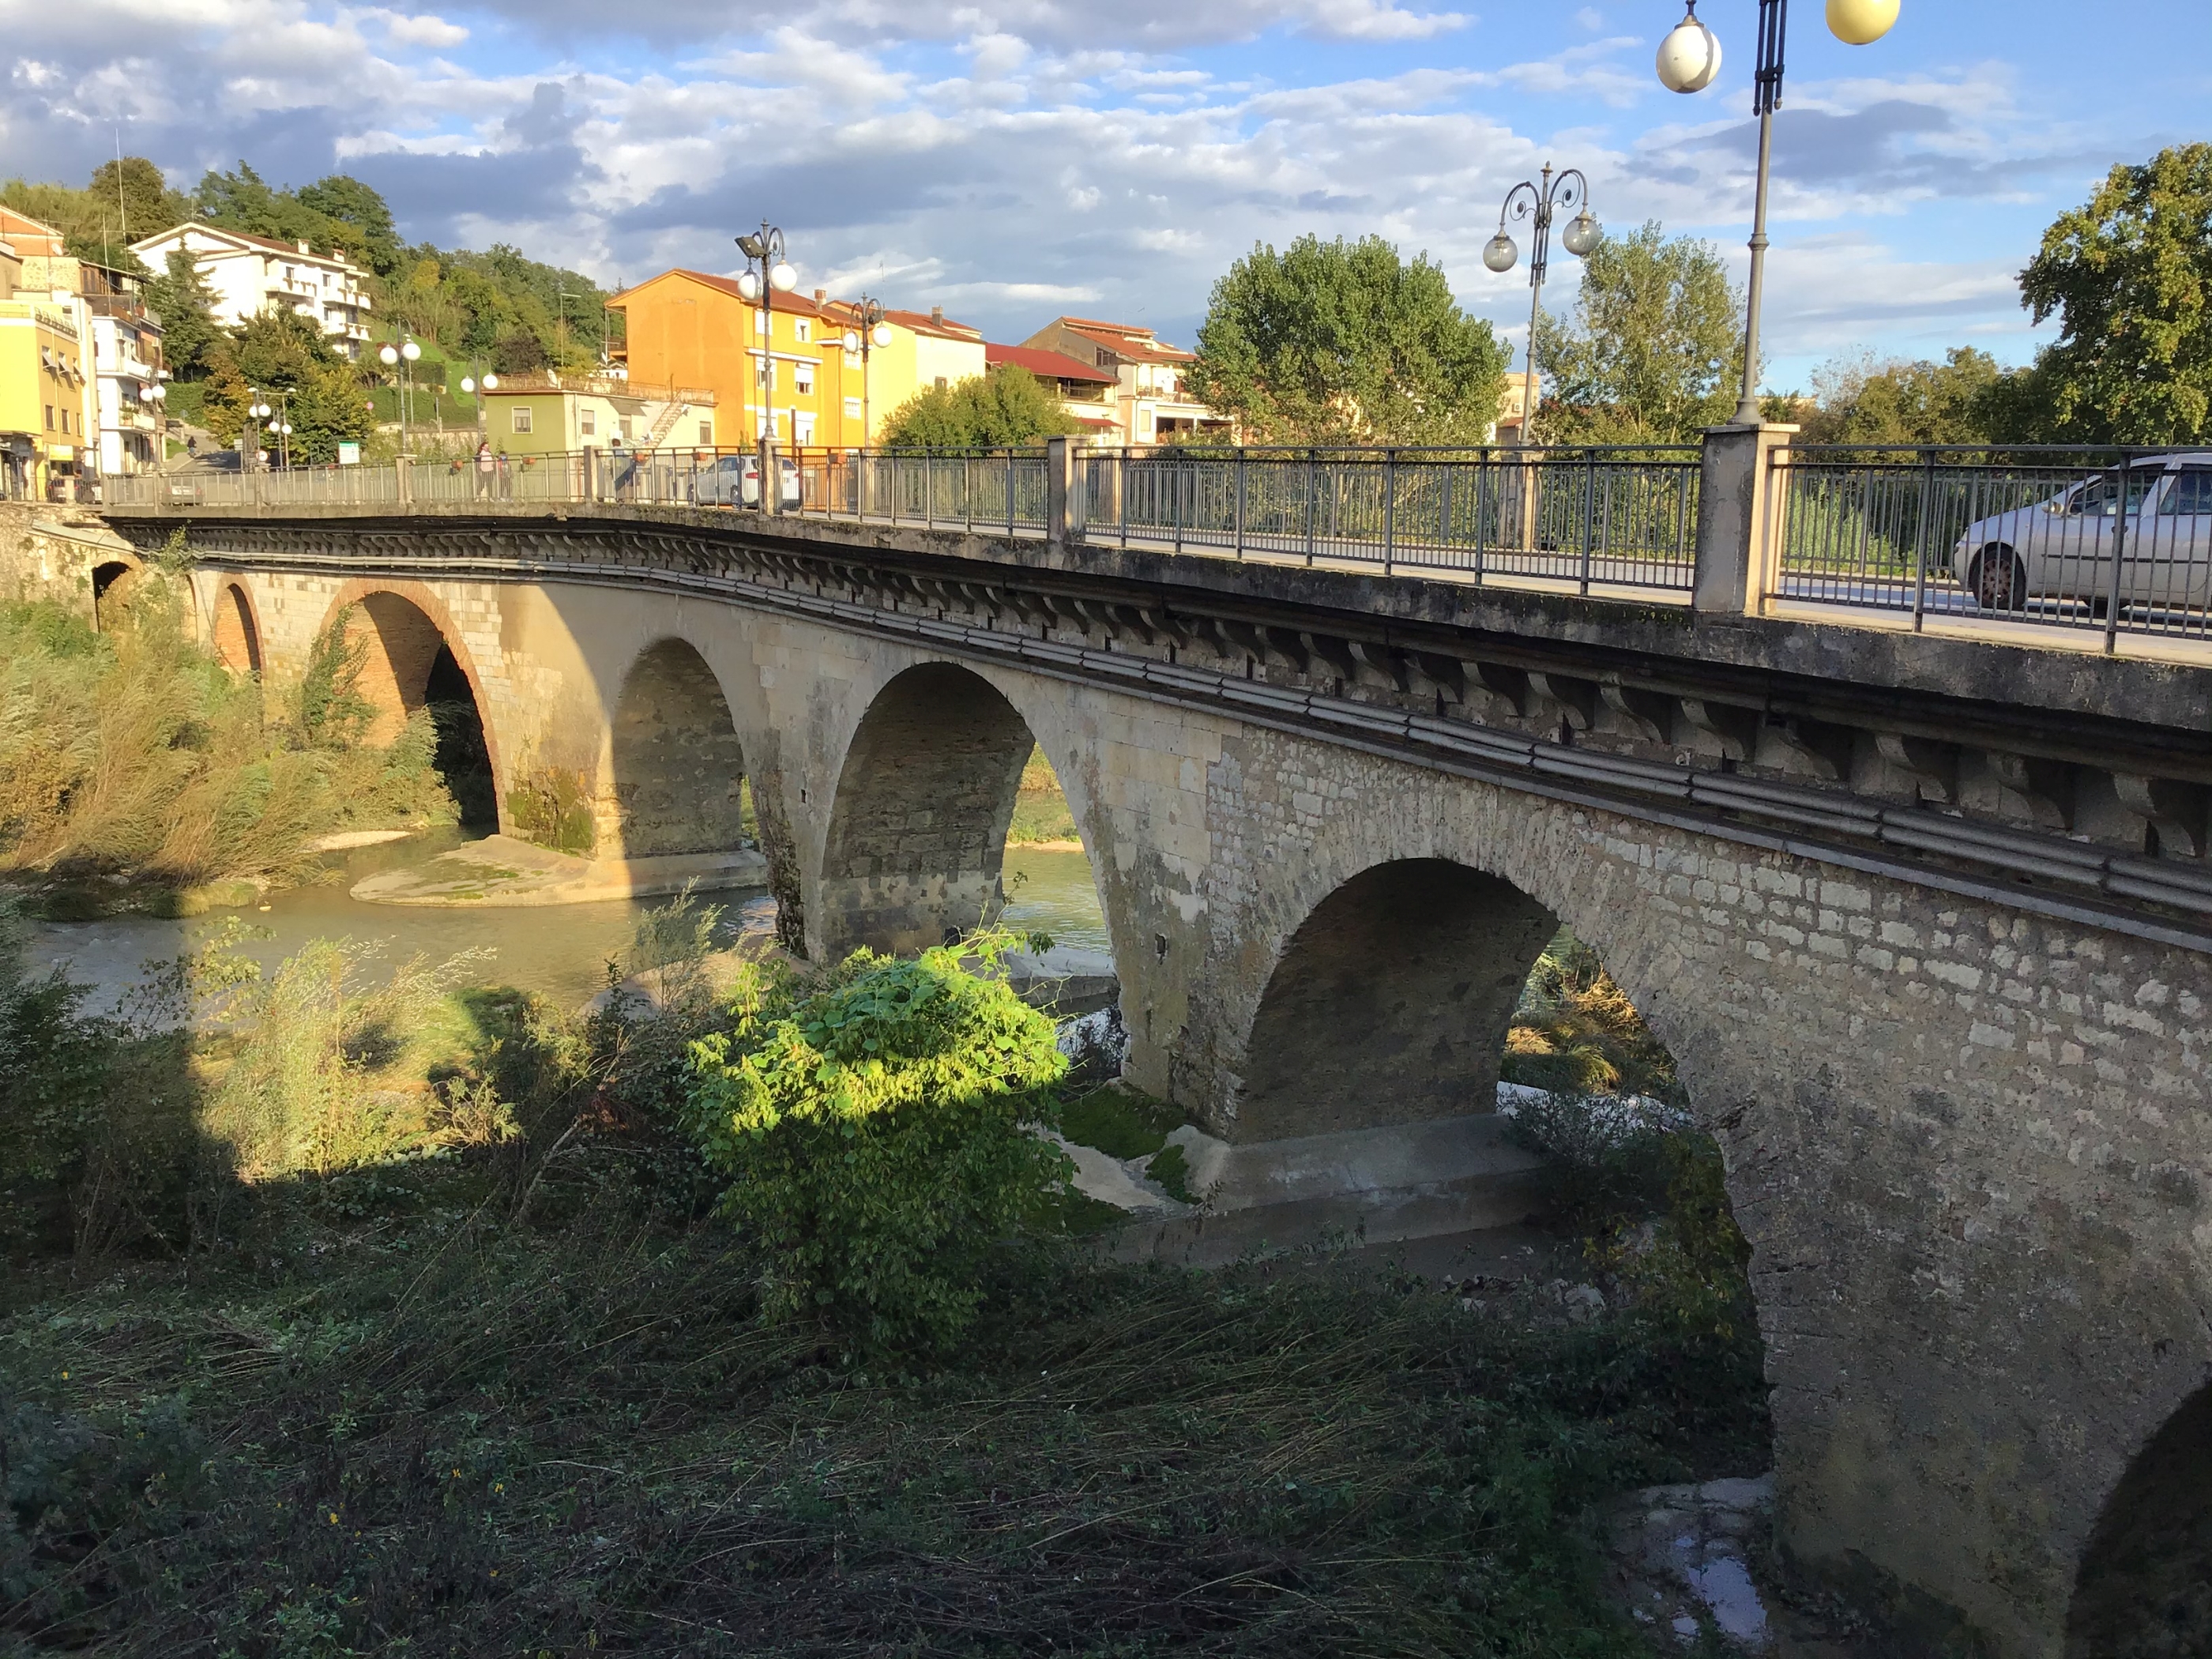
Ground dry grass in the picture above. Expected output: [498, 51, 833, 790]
[0, 577, 457, 898]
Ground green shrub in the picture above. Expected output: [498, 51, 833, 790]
[683, 937, 1071, 1352]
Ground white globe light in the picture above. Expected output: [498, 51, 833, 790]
[871, 322, 892, 348]
[769, 261, 797, 293]
[461, 376, 476, 393]
[1560, 211, 1602, 258]
[401, 339, 421, 361]
[1655, 6, 1723, 92]
[735, 270, 761, 302]
[843, 329, 861, 352]
[378, 344, 398, 366]
[1826, 0, 1898, 43]
[483, 372, 499, 390]
[1482, 232, 1518, 274]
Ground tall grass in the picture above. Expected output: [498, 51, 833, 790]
[0, 571, 457, 898]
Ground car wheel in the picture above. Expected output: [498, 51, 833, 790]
[1969, 545, 2028, 612]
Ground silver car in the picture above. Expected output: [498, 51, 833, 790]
[1954, 453, 2212, 614]
[691, 453, 801, 510]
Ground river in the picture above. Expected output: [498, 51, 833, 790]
[21, 834, 1114, 1014]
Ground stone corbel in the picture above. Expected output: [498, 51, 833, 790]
[1471, 660, 1533, 719]
[1875, 732, 1961, 805]
[1597, 677, 1672, 745]
[1755, 716, 1853, 782]
[1525, 671, 1597, 732]
[1965, 750, 2075, 830]
[2112, 773, 2207, 858]
[1409, 652, 1468, 704]
[1677, 698, 1759, 762]
[1300, 631, 1357, 683]
[1348, 640, 1412, 694]
[1110, 604, 1157, 646]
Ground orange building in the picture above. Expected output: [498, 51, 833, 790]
[607, 269, 859, 449]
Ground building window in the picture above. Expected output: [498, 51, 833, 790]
[698, 419, 713, 446]
[934, 377, 947, 391]
[1097, 348, 1112, 368]
[578, 409, 595, 436]
[794, 320, 811, 343]
[795, 365, 814, 394]
[845, 397, 862, 420]
[844, 350, 860, 369]
[44, 406, 53, 431]
[795, 412, 815, 444]
[755, 311, 768, 335]
[512, 408, 534, 434]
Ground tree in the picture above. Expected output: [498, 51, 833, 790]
[880, 367, 1081, 448]
[1795, 348, 2006, 446]
[143, 248, 223, 379]
[1188, 234, 1510, 444]
[87, 157, 189, 242]
[1999, 144, 2212, 443]
[201, 312, 371, 463]
[293, 175, 402, 277]
[1534, 222, 1744, 443]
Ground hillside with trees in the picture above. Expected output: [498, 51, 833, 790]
[2, 159, 621, 376]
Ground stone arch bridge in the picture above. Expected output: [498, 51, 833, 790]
[97, 494, 2212, 1659]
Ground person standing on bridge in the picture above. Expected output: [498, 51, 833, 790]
[473, 440, 495, 502]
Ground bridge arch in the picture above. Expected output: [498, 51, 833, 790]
[607, 637, 750, 859]
[2066, 1381, 2212, 1657]
[1239, 856, 1562, 1140]
[209, 578, 262, 675]
[318, 581, 502, 828]
[90, 552, 144, 630]
[814, 660, 1104, 961]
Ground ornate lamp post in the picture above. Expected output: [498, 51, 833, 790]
[378, 338, 423, 454]
[459, 370, 500, 443]
[734, 222, 799, 511]
[246, 390, 273, 470]
[137, 374, 168, 472]
[1657, 0, 1901, 423]
[842, 295, 892, 446]
[1482, 164, 1601, 446]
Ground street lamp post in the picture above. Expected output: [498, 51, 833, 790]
[246, 390, 273, 471]
[138, 374, 168, 472]
[842, 295, 892, 447]
[1657, 0, 1901, 423]
[1482, 164, 1601, 446]
[378, 339, 423, 456]
[734, 221, 799, 513]
[459, 370, 500, 444]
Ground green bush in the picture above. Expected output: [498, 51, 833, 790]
[683, 937, 1071, 1352]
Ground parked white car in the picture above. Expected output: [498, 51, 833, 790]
[690, 453, 801, 509]
[1954, 453, 2212, 613]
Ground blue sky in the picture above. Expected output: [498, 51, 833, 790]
[3, 0, 2204, 390]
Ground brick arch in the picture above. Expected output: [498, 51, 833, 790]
[607, 636, 749, 859]
[316, 578, 506, 814]
[209, 577, 263, 675]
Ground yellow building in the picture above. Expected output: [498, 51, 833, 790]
[608, 269, 992, 449]
[479, 372, 716, 457]
[608, 271, 856, 450]
[0, 284, 89, 501]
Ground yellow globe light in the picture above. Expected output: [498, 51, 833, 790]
[1826, 0, 1899, 44]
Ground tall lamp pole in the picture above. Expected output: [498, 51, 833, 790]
[246, 389, 272, 471]
[459, 369, 500, 442]
[1657, 0, 1902, 423]
[734, 221, 799, 510]
[842, 295, 891, 446]
[1483, 165, 1601, 446]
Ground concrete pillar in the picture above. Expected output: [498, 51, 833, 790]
[1691, 421, 1796, 615]
[758, 434, 778, 517]
[1046, 435, 1081, 547]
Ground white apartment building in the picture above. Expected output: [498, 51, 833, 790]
[130, 221, 373, 359]
[1019, 317, 1232, 446]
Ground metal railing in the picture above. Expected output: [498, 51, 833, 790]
[1770, 445, 2212, 648]
[1075, 446, 1699, 592]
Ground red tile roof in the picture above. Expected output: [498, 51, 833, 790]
[985, 342, 1116, 385]
[1059, 318, 1195, 364]
[615, 269, 845, 318]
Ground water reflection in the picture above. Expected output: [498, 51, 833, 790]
[24, 836, 1114, 1014]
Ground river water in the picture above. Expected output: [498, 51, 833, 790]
[21, 835, 1113, 1014]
